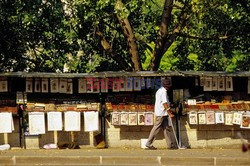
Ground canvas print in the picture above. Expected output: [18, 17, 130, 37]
[218, 77, 225, 91]
[66, 79, 73, 94]
[126, 77, 133, 91]
[241, 114, 250, 129]
[145, 112, 154, 126]
[120, 112, 129, 125]
[204, 77, 212, 91]
[133, 77, 141, 91]
[225, 112, 233, 125]
[225, 77, 233, 91]
[215, 112, 224, 124]
[41, 78, 48, 93]
[206, 111, 215, 124]
[212, 77, 218, 91]
[138, 112, 145, 125]
[111, 112, 120, 125]
[78, 78, 87, 93]
[34, 78, 41, 93]
[26, 78, 33, 93]
[232, 112, 242, 125]
[59, 78, 67, 93]
[198, 112, 206, 124]
[50, 78, 59, 93]
[188, 111, 198, 125]
[128, 112, 137, 126]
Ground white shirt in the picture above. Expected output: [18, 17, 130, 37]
[154, 87, 170, 116]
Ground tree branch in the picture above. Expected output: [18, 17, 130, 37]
[174, 32, 230, 41]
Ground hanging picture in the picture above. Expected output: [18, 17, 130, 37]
[225, 77, 233, 91]
[113, 78, 120, 92]
[133, 77, 141, 91]
[26, 78, 33, 93]
[145, 112, 154, 126]
[0, 80, 8, 92]
[188, 111, 198, 125]
[146, 78, 151, 89]
[225, 112, 233, 125]
[64, 111, 81, 131]
[198, 112, 206, 124]
[41, 78, 49, 93]
[78, 78, 87, 93]
[126, 77, 133, 91]
[92, 78, 100, 93]
[206, 111, 215, 124]
[241, 114, 250, 129]
[232, 112, 242, 125]
[50, 78, 59, 93]
[47, 112, 62, 131]
[34, 78, 41, 93]
[59, 78, 67, 93]
[128, 112, 137, 126]
[212, 77, 218, 91]
[215, 112, 224, 124]
[200, 77, 204, 86]
[0, 112, 13, 133]
[100, 78, 108, 93]
[111, 112, 120, 125]
[138, 112, 145, 125]
[203, 77, 212, 91]
[66, 79, 73, 94]
[84, 111, 99, 132]
[119, 78, 126, 91]
[120, 112, 129, 125]
[28, 112, 46, 135]
[218, 77, 225, 91]
[248, 77, 250, 94]
[86, 78, 93, 93]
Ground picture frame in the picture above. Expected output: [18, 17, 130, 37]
[66, 79, 73, 94]
[240, 114, 250, 129]
[225, 77, 233, 91]
[59, 78, 67, 93]
[212, 77, 218, 91]
[128, 112, 137, 126]
[198, 112, 206, 124]
[34, 78, 41, 93]
[232, 112, 242, 125]
[188, 111, 198, 125]
[203, 77, 212, 91]
[225, 112, 233, 125]
[50, 78, 59, 93]
[111, 112, 120, 125]
[206, 111, 215, 124]
[41, 78, 48, 93]
[145, 112, 154, 126]
[215, 112, 224, 124]
[92, 78, 100, 93]
[113, 78, 120, 92]
[218, 77, 225, 91]
[120, 112, 129, 125]
[78, 78, 87, 93]
[25, 78, 33, 93]
[200, 77, 204, 86]
[86, 78, 93, 93]
[133, 77, 141, 91]
[138, 112, 145, 125]
[119, 78, 126, 91]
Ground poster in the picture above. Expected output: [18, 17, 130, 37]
[204, 77, 212, 91]
[225, 77, 233, 91]
[232, 112, 242, 125]
[47, 112, 62, 131]
[113, 79, 120, 92]
[64, 111, 81, 131]
[218, 77, 225, 91]
[26, 78, 33, 93]
[225, 112, 233, 125]
[119, 78, 125, 91]
[100, 78, 108, 93]
[215, 112, 224, 124]
[59, 78, 67, 93]
[111, 112, 120, 125]
[0, 80, 8, 92]
[145, 112, 154, 126]
[206, 111, 215, 124]
[78, 78, 87, 93]
[66, 79, 73, 94]
[188, 111, 198, 125]
[241, 114, 250, 129]
[92, 79, 100, 93]
[42, 78, 49, 93]
[146, 78, 151, 89]
[212, 77, 218, 91]
[133, 77, 141, 91]
[125, 77, 133, 91]
[34, 78, 41, 93]
[86, 78, 93, 93]
[138, 112, 145, 125]
[198, 112, 206, 124]
[50, 78, 59, 93]
[120, 112, 129, 125]
[84, 111, 99, 132]
[128, 112, 137, 125]
[0, 112, 13, 133]
[28, 112, 46, 135]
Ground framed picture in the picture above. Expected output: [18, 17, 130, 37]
[92, 78, 100, 93]
[188, 111, 198, 125]
[225, 112, 233, 125]
[119, 78, 126, 91]
[218, 77, 225, 91]
[225, 77, 233, 91]
[128, 112, 137, 126]
[111, 112, 120, 125]
[50, 78, 59, 93]
[28, 112, 46, 135]
[59, 78, 67, 93]
[78, 78, 87, 93]
[41, 78, 48, 93]
[133, 77, 141, 91]
[248, 77, 250, 94]
[66, 79, 73, 94]
[232, 112, 242, 125]
[113, 78, 120, 92]
[145, 112, 154, 126]
[64, 111, 81, 131]
[34, 78, 41, 93]
[120, 112, 129, 125]
[86, 78, 93, 93]
[206, 111, 215, 124]
[138, 112, 145, 125]
[126, 77, 133, 91]
[241, 114, 250, 129]
[26, 78, 33, 93]
[203, 77, 212, 91]
[200, 77, 204, 86]
[198, 112, 206, 124]
[146, 78, 151, 89]
[215, 112, 224, 124]
[100, 78, 108, 93]
[212, 77, 218, 91]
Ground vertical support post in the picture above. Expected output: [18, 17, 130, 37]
[4, 133, 8, 144]
[54, 131, 58, 144]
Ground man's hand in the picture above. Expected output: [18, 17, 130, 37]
[168, 110, 174, 118]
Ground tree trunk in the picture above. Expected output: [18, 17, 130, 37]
[116, 0, 142, 71]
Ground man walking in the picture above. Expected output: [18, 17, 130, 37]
[145, 79, 174, 150]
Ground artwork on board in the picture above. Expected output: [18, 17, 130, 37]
[42, 78, 49, 93]
[59, 78, 67, 93]
[212, 77, 218, 91]
[215, 112, 224, 124]
[64, 111, 81, 131]
[50, 78, 59, 93]
[66, 79, 73, 94]
[34, 78, 41, 93]
[0, 112, 13, 133]
[128, 112, 137, 126]
[120, 112, 129, 125]
[206, 111, 215, 124]
[218, 77, 225, 91]
[225, 77, 233, 91]
[111, 112, 120, 125]
[241, 114, 250, 129]
[84, 111, 99, 132]
[28, 112, 46, 135]
[145, 112, 154, 126]
[232, 112, 242, 125]
[78, 78, 87, 93]
[203, 77, 212, 91]
[198, 112, 206, 124]
[225, 112, 233, 125]
[26, 78, 33, 93]
[47, 112, 62, 131]
[188, 111, 198, 125]
[138, 112, 145, 125]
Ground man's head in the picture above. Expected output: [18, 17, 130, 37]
[162, 78, 171, 90]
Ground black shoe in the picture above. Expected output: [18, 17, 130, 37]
[167, 146, 178, 150]
[145, 145, 157, 150]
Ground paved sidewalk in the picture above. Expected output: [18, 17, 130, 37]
[0, 148, 250, 165]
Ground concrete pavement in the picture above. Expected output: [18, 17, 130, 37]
[0, 148, 249, 165]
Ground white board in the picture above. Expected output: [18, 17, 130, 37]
[0, 112, 12, 133]
[47, 112, 63, 131]
[64, 112, 81, 131]
[84, 111, 99, 132]
[28, 112, 45, 135]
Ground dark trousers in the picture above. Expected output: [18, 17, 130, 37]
[146, 116, 172, 148]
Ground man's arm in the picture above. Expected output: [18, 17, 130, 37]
[163, 103, 174, 118]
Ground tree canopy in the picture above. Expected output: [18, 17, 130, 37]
[0, 0, 249, 72]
